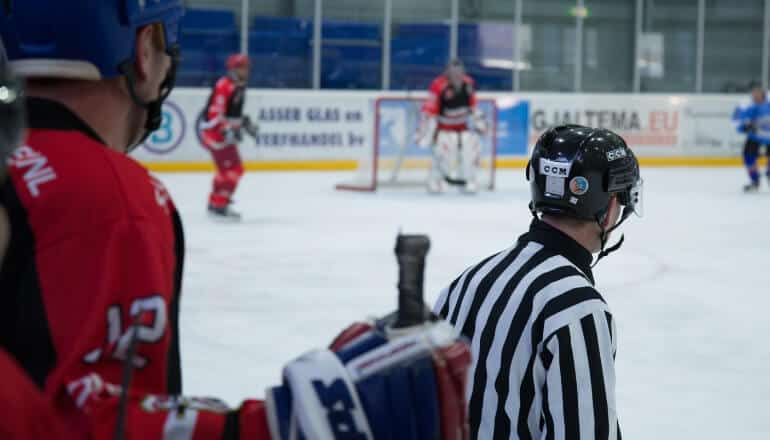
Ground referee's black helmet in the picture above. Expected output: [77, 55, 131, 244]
[527, 124, 642, 224]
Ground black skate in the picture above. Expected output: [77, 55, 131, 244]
[743, 181, 760, 193]
[208, 204, 242, 221]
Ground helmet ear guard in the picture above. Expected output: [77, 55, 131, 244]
[119, 41, 181, 151]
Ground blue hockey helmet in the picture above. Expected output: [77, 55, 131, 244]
[0, 0, 184, 80]
[0, 1, 184, 149]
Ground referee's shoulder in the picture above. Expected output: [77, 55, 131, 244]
[536, 252, 597, 298]
[530, 252, 610, 343]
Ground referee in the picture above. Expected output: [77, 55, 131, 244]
[435, 125, 642, 440]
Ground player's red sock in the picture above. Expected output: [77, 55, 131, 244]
[209, 168, 243, 208]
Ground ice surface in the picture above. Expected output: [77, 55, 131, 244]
[160, 167, 770, 439]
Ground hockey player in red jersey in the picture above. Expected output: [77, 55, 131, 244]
[0, 40, 71, 440]
[199, 53, 257, 220]
[0, 2, 472, 439]
[416, 58, 487, 194]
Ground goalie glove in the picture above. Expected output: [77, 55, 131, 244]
[470, 109, 487, 135]
[265, 317, 470, 440]
[415, 115, 438, 149]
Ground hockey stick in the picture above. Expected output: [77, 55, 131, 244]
[394, 233, 432, 328]
[114, 318, 141, 440]
[195, 112, 259, 147]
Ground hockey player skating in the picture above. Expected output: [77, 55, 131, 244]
[199, 53, 257, 220]
[0, 1, 471, 439]
[416, 58, 487, 194]
[435, 125, 643, 439]
[733, 86, 770, 192]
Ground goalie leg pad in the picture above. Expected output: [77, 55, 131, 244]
[415, 115, 438, 148]
[431, 131, 460, 182]
[459, 131, 481, 186]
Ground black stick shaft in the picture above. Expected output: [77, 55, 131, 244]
[394, 234, 431, 328]
[115, 320, 141, 440]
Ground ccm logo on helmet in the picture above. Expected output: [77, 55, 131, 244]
[539, 159, 571, 177]
[607, 148, 628, 161]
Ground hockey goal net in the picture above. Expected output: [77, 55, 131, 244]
[335, 96, 497, 191]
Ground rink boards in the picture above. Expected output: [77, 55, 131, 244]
[131, 88, 753, 171]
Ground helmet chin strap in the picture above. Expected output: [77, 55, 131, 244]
[119, 49, 179, 152]
[592, 206, 633, 267]
[530, 201, 632, 267]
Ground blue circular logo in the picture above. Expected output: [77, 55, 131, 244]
[140, 100, 187, 155]
[569, 176, 589, 195]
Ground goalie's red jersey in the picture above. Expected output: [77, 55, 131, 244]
[421, 74, 478, 131]
[0, 98, 270, 439]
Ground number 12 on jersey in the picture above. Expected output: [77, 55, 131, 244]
[83, 295, 167, 368]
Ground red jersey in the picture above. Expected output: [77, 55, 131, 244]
[0, 97, 184, 428]
[421, 74, 478, 131]
[204, 74, 246, 131]
[0, 98, 271, 439]
[0, 349, 69, 439]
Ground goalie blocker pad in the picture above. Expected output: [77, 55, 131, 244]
[265, 321, 467, 440]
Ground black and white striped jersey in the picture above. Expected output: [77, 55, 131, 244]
[434, 219, 620, 440]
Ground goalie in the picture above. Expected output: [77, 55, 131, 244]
[416, 58, 487, 193]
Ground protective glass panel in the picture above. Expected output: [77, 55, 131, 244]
[520, 0, 576, 91]
[703, 0, 763, 92]
[389, 1, 453, 91]
[582, 0, 635, 92]
[321, 0, 384, 89]
[458, 2, 516, 91]
[640, 0, 698, 92]
[177, 0, 243, 87]
[248, 0, 313, 88]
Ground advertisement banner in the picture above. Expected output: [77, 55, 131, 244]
[131, 88, 750, 167]
[525, 93, 746, 157]
[131, 89, 375, 163]
[527, 94, 680, 155]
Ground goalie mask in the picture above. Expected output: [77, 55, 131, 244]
[526, 125, 642, 264]
[446, 58, 465, 89]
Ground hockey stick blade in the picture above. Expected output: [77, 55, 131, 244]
[442, 175, 468, 186]
[430, 146, 468, 187]
[394, 233, 431, 328]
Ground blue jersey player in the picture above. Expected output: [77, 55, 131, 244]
[734, 87, 770, 192]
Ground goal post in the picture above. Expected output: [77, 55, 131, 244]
[335, 96, 498, 192]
